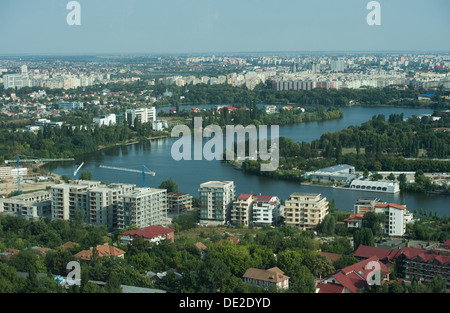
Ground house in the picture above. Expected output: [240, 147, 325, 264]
[227, 237, 240, 245]
[343, 213, 365, 229]
[60, 241, 77, 250]
[354, 244, 450, 286]
[74, 243, 126, 261]
[121, 225, 175, 245]
[315, 256, 390, 293]
[194, 242, 207, 258]
[243, 267, 290, 290]
[442, 239, 450, 250]
[0, 248, 20, 259]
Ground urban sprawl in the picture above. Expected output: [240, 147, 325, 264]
[0, 53, 449, 294]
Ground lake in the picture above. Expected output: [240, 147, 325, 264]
[45, 105, 450, 217]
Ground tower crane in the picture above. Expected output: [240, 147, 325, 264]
[73, 162, 84, 180]
[99, 165, 155, 187]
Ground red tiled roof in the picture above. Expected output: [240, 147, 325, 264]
[443, 239, 450, 248]
[121, 225, 175, 240]
[74, 244, 125, 261]
[255, 195, 274, 202]
[332, 271, 367, 293]
[237, 193, 253, 200]
[374, 203, 406, 210]
[354, 245, 393, 261]
[316, 283, 345, 293]
[341, 256, 389, 277]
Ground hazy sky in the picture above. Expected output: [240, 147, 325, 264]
[1, 0, 449, 55]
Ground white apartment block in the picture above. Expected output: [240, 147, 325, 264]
[252, 195, 282, 226]
[374, 203, 413, 237]
[198, 181, 235, 225]
[284, 193, 328, 230]
[125, 107, 156, 126]
[117, 187, 168, 229]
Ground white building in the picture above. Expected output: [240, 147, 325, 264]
[349, 179, 400, 193]
[374, 203, 413, 237]
[252, 195, 282, 226]
[93, 113, 116, 126]
[125, 107, 156, 126]
[152, 119, 168, 131]
[198, 181, 235, 225]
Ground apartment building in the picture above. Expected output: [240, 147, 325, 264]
[51, 180, 101, 221]
[51, 181, 168, 230]
[117, 187, 168, 229]
[231, 194, 253, 227]
[167, 192, 192, 215]
[349, 198, 413, 236]
[374, 203, 413, 237]
[198, 181, 235, 225]
[125, 107, 156, 126]
[252, 195, 282, 226]
[284, 192, 328, 230]
[0, 190, 51, 219]
[87, 183, 135, 229]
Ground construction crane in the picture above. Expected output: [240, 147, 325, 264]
[99, 165, 155, 187]
[73, 162, 84, 180]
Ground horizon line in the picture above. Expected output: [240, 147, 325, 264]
[1, 49, 450, 58]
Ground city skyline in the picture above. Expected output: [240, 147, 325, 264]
[1, 0, 449, 55]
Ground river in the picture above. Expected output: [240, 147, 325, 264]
[45, 105, 450, 217]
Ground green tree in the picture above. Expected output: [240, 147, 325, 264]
[79, 171, 93, 180]
[159, 178, 179, 193]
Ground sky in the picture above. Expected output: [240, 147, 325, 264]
[0, 0, 449, 55]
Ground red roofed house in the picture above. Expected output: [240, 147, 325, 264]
[442, 239, 450, 250]
[315, 256, 390, 293]
[121, 225, 175, 245]
[74, 243, 126, 262]
[354, 244, 450, 287]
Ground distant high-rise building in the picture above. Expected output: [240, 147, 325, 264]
[311, 62, 321, 73]
[331, 57, 345, 72]
[290, 62, 299, 73]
